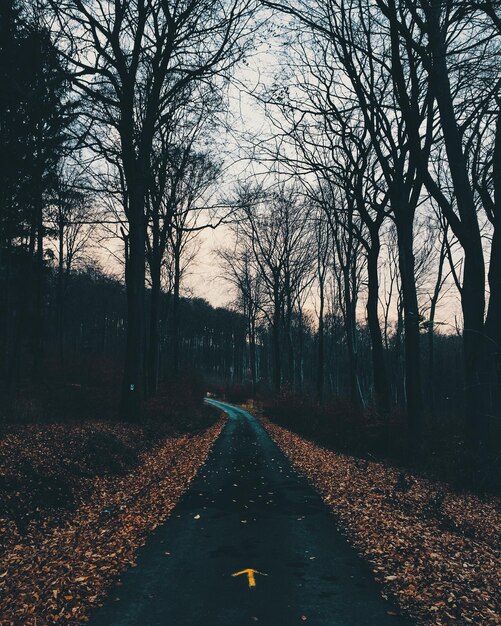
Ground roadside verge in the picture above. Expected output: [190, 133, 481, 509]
[260, 415, 500, 626]
[1, 417, 225, 625]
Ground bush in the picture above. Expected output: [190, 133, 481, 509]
[204, 381, 255, 405]
[261, 392, 500, 492]
[143, 374, 219, 433]
[263, 391, 392, 457]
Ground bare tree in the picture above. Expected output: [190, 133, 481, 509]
[49, 0, 256, 418]
[314, 213, 330, 402]
[145, 99, 221, 395]
[166, 151, 221, 379]
[218, 243, 264, 394]
[47, 162, 96, 360]
[233, 183, 315, 392]
[375, 0, 500, 456]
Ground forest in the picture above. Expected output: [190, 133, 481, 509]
[1, 0, 499, 479]
[0, 1, 500, 623]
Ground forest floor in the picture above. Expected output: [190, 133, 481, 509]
[259, 413, 501, 626]
[0, 409, 225, 624]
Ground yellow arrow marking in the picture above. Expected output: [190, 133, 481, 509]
[231, 568, 267, 589]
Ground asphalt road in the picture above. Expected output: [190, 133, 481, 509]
[89, 400, 411, 626]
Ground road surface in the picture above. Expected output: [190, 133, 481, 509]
[90, 400, 410, 626]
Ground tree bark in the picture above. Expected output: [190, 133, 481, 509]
[317, 277, 325, 403]
[366, 239, 390, 416]
[31, 160, 44, 382]
[484, 108, 501, 421]
[425, 6, 489, 450]
[148, 266, 161, 396]
[120, 186, 146, 421]
[56, 213, 64, 365]
[171, 238, 181, 377]
[395, 209, 423, 448]
[285, 291, 295, 387]
[249, 317, 257, 395]
[343, 264, 362, 406]
[272, 292, 281, 393]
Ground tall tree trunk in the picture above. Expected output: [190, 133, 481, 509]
[366, 239, 390, 416]
[31, 162, 44, 382]
[427, 235, 447, 419]
[285, 296, 295, 387]
[343, 267, 361, 406]
[120, 187, 146, 421]
[317, 279, 325, 403]
[394, 295, 404, 405]
[172, 240, 181, 377]
[56, 214, 64, 365]
[484, 109, 501, 423]
[297, 311, 304, 393]
[3, 242, 21, 396]
[148, 266, 161, 396]
[426, 4, 489, 452]
[345, 322, 359, 406]
[249, 317, 257, 395]
[272, 293, 281, 393]
[427, 319, 436, 418]
[395, 210, 423, 448]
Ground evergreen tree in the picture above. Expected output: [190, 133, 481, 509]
[0, 0, 74, 387]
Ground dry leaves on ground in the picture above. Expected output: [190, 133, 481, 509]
[0, 418, 225, 625]
[262, 417, 501, 626]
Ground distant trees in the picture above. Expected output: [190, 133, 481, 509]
[222, 184, 315, 392]
[1, 0, 257, 420]
[255, 0, 500, 463]
[47, 163, 95, 360]
[1, 0, 498, 482]
[145, 106, 221, 394]
[377, 0, 500, 451]
[218, 245, 263, 394]
[49, 0, 256, 418]
[163, 148, 221, 381]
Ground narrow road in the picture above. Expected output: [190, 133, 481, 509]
[90, 400, 410, 626]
